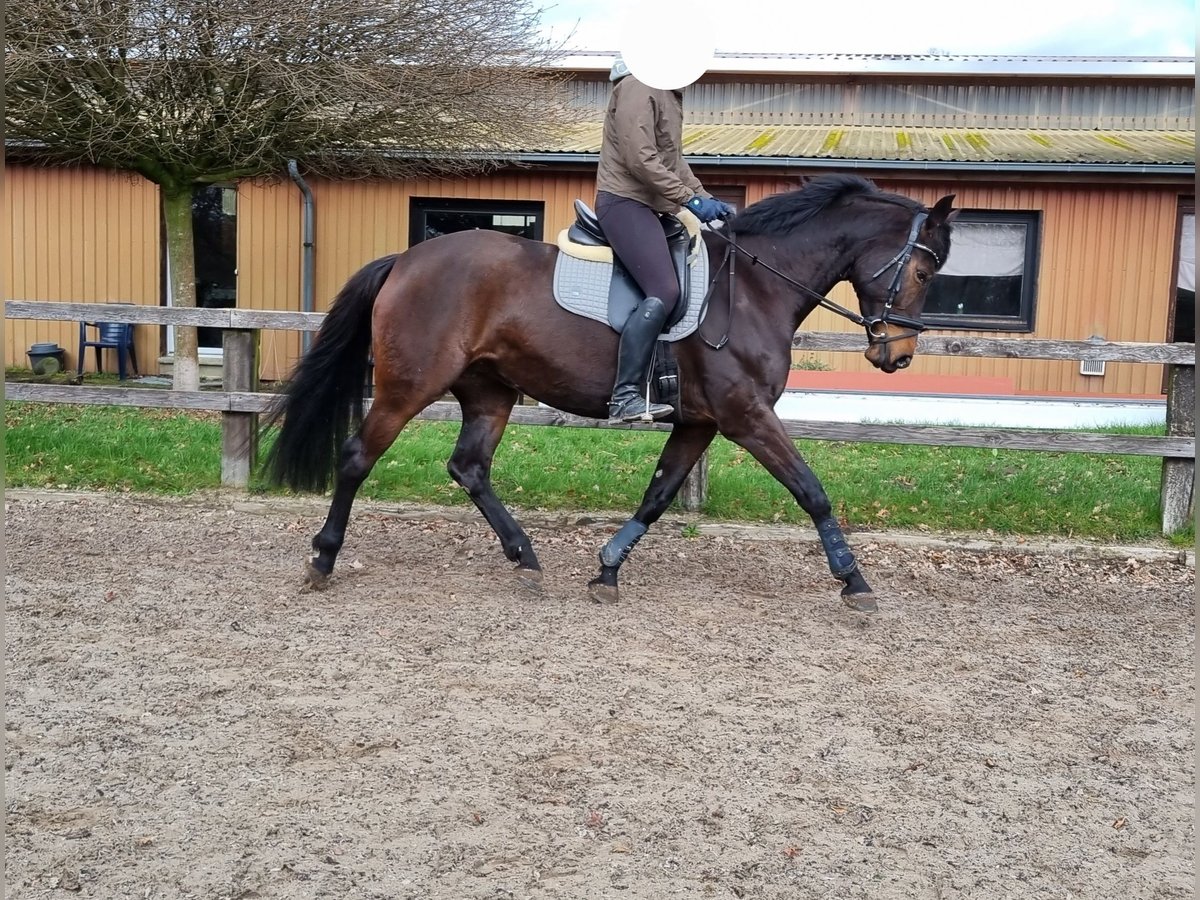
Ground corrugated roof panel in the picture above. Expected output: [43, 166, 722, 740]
[555, 51, 1196, 78]
[535, 124, 1194, 166]
[570, 78, 1194, 131]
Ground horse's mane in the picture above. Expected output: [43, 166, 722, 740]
[730, 174, 921, 236]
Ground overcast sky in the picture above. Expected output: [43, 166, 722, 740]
[539, 0, 1196, 56]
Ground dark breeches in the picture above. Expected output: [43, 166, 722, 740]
[595, 191, 679, 316]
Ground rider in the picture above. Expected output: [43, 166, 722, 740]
[596, 56, 735, 422]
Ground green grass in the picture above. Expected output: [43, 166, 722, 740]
[5, 404, 222, 493]
[4, 402, 1191, 546]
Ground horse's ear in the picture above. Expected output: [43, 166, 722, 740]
[929, 194, 957, 226]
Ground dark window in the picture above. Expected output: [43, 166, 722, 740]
[708, 186, 746, 213]
[409, 198, 543, 246]
[1171, 209, 1194, 344]
[923, 210, 1041, 332]
[192, 185, 238, 351]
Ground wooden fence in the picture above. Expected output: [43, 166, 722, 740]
[6, 300, 1195, 533]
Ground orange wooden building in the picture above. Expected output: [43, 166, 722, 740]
[5, 53, 1194, 396]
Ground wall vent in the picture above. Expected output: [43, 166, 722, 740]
[1080, 358, 1106, 376]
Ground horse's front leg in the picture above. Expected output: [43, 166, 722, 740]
[589, 423, 717, 604]
[721, 409, 877, 613]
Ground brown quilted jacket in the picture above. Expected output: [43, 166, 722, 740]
[595, 76, 709, 213]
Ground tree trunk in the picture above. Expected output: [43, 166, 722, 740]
[162, 186, 200, 392]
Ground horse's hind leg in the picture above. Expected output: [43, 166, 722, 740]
[308, 397, 421, 587]
[588, 423, 717, 604]
[448, 376, 543, 587]
[721, 408, 878, 613]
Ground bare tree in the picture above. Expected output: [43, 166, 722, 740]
[6, 0, 576, 389]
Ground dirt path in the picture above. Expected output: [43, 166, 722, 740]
[5, 491, 1195, 899]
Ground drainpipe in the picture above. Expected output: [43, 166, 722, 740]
[287, 159, 316, 352]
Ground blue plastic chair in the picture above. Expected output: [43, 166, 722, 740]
[78, 321, 138, 379]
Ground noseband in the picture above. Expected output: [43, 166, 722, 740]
[701, 210, 939, 350]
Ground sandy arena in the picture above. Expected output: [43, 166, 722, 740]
[5, 490, 1195, 899]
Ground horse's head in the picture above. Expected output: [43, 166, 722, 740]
[848, 195, 957, 373]
[728, 176, 958, 372]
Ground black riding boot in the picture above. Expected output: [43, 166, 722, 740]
[609, 296, 674, 422]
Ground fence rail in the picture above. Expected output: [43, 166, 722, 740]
[6, 300, 1195, 533]
[9, 300, 1195, 363]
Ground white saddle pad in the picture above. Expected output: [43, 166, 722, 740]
[552, 241, 711, 342]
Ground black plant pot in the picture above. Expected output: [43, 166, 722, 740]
[28, 342, 66, 375]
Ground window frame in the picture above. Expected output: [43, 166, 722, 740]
[921, 208, 1042, 333]
[1167, 199, 1195, 344]
[408, 197, 545, 246]
[165, 183, 238, 356]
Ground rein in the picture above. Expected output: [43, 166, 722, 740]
[698, 211, 939, 350]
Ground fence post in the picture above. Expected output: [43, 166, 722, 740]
[1160, 363, 1195, 534]
[222, 329, 260, 488]
[678, 450, 709, 512]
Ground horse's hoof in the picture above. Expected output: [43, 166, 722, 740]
[587, 580, 619, 605]
[305, 561, 331, 591]
[841, 590, 878, 614]
[515, 566, 544, 592]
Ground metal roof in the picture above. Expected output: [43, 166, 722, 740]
[554, 51, 1197, 78]
[518, 123, 1194, 172]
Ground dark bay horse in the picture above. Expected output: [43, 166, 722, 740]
[263, 174, 956, 612]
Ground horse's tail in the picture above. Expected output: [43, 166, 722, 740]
[261, 253, 399, 493]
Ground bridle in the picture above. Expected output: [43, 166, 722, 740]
[860, 210, 941, 343]
[700, 210, 941, 350]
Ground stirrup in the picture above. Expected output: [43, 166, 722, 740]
[608, 396, 674, 423]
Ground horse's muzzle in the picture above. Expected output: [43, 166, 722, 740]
[866, 343, 914, 373]
[865, 323, 919, 373]
[875, 357, 908, 374]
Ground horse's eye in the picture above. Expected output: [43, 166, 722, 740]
[916, 270, 930, 284]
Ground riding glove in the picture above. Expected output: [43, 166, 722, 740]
[686, 195, 728, 223]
